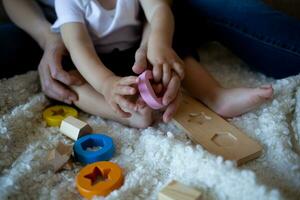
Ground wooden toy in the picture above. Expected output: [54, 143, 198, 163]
[173, 93, 262, 166]
[43, 105, 78, 127]
[158, 181, 202, 200]
[76, 161, 124, 199]
[138, 70, 164, 109]
[47, 142, 73, 172]
[60, 116, 92, 140]
[74, 134, 115, 164]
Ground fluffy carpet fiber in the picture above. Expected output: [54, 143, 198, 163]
[0, 43, 300, 200]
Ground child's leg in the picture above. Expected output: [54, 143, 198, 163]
[182, 57, 273, 117]
[70, 83, 153, 128]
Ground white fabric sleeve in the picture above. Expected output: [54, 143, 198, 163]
[51, 0, 85, 32]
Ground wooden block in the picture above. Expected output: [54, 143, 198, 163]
[62, 158, 74, 170]
[158, 181, 202, 200]
[47, 142, 73, 172]
[173, 94, 262, 166]
[60, 116, 92, 140]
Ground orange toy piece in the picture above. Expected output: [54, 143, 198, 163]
[76, 161, 124, 199]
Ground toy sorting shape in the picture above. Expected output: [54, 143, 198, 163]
[74, 134, 115, 164]
[138, 70, 164, 109]
[76, 161, 124, 199]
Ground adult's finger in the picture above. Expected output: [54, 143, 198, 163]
[163, 91, 181, 122]
[49, 54, 83, 86]
[152, 83, 163, 94]
[162, 63, 171, 87]
[153, 63, 162, 82]
[172, 62, 185, 80]
[44, 79, 78, 104]
[39, 62, 78, 103]
[162, 74, 180, 105]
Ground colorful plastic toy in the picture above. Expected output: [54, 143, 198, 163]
[138, 70, 164, 109]
[76, 161, 124, 199]
[73, 134, 115, 164]
[43, 105, 78, 127]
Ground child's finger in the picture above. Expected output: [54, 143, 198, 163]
[172, 62, 185, 80]
[132, 48, 148, 74]
[162, 74, 180, 105]
[163, 63, 171, 87]
[152, 83, 163, 94]
[119, 76, 138, 85]
[153, 64, 162, 82]
[115, 85, 136, 95]
[136, 97, 146, 109]
[117, 95, 137, 111]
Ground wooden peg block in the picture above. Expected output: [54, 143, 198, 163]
[60, 116, 92, 140]
[173, 93, 262, 166]
[158, 181, 202, 200]
[47, 142, 73, 172]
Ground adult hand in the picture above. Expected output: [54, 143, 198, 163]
[38, 33, 84, 104]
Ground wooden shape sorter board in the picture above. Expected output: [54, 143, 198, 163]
[158, 181, 202, 200]
[173, 94, 262, 166]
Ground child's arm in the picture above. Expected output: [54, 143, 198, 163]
[139, 0, 184, 86]
[61, 23, 137, 117]
[132, 19, 182, 122]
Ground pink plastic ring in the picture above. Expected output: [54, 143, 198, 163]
[138, 70, 164, 109]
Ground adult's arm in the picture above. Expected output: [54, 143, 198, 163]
[2, 0, 83, 104]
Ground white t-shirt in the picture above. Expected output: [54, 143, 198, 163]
[52, 0, 142, 53]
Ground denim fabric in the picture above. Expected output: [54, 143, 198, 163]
[1, 0, 300, 79]
[174, 0, 300, 78]
[0, 23, 42, 78]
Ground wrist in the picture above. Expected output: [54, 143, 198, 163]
[32, 20, 54, 49]
[41, 31, 62, 50]
[149, 31, 172, 48]
[97, 74, 116, 95]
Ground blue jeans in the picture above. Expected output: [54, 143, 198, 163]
[173, 0, 300, 79]
[0, 23, 42, 78]
[1, 0, 300, 79]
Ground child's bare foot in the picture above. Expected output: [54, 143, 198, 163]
[124, 100, 154, 128]
[210, 85, 273, 118]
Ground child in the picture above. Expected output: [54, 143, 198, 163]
[52, 0, 273, 128]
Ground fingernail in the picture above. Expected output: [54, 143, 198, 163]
[64, 99, 72, 104]
[69, 96, 77, 102]
[163, 98, 170, 105]
[164, 115, 170, 123]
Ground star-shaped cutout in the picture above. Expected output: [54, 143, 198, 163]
[51, 108, 66, 117]
[84, 167, 109, 185]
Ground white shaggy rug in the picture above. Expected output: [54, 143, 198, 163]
[0, 43, 300, 200]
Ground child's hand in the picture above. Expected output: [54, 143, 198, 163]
[103, 76, 138, 118]
[147, 43, 185, 86]
[132, 45, 148, 74]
